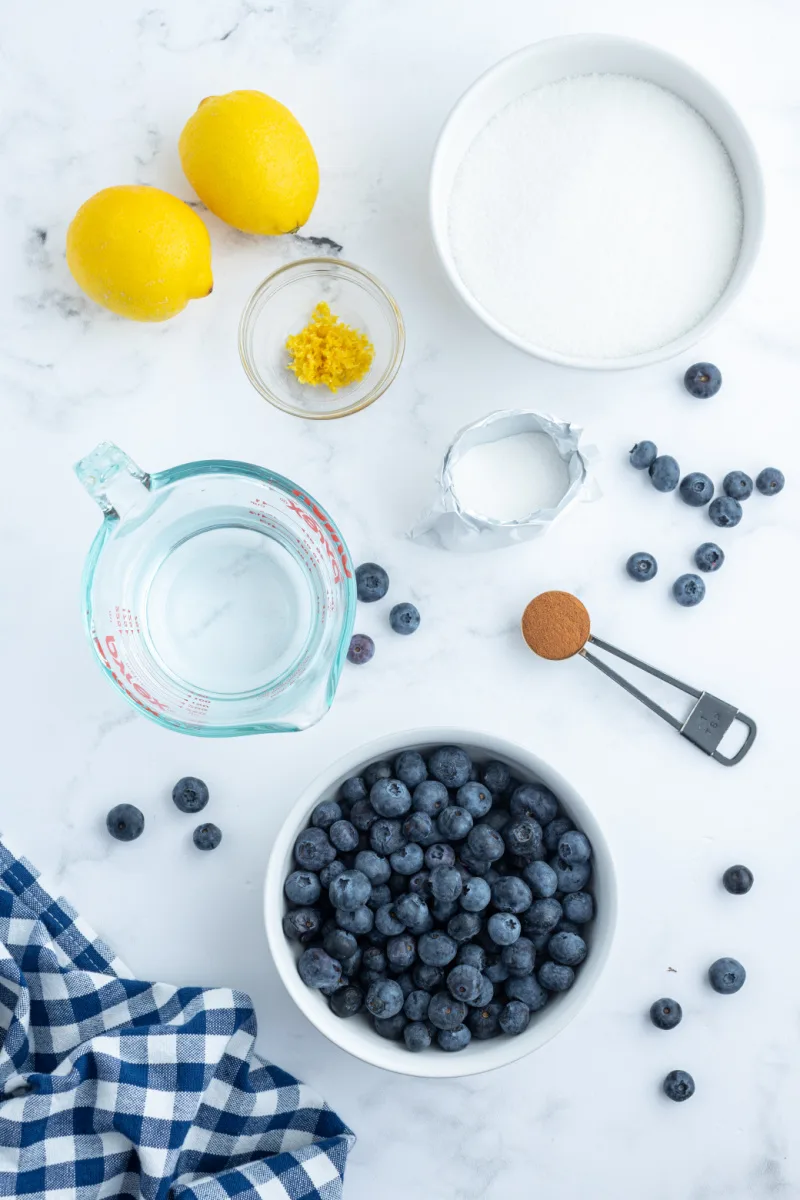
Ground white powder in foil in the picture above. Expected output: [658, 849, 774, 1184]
[448, 74, 743, 359]
[451, 432, 569, 521]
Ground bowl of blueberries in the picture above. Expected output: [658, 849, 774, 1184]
[265, 730, 616, 1076]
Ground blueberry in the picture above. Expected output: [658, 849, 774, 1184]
[630, 441, 658, 470]
[370, 819, 406, 856]
[432, 898, 458, 924]
[502, 937, 536, 977]
[446, 964, 483, 1004]
[387, 934, 417, 971]
[471, 974, 494, 1008]
[323, 928, 357, 960]
[448, 912, 483, 943]
[329, 869, 372, 910]
[482, 761, 512, 794]
[557, 830, 592, 864]
[404, 990, 431, 1022]
[106, 804, 145, 842]
[424, 842, 456, 870]
[538, 961, 575, 992]
[503, 818, 542, 859]
[284, 870, 321, 906]
[548, 932, 587, 966]
[543, 817, 571, 852]
[499, 1001, 530, 1036]
[524, 898, 563, 933]
[413, 780, 450, 818]
[294, 827, 336, 871]
[402, 812, 437, 849]
[349, 799, 378, 832]
[650, 998, 682, 1030]
[347, 634, 375, 665]
[466, 824, 505, 862]
[469, 1001, 503, 1039]
[457, 848, 490, 877]
[428, 746, 472, 789]
[374, 1013, 408, 1040]
[329, 819, 359, 853]
[561, 891, 594, 924]
[356, 562, 389, 603]
[521, 861, 558, 899]
[335, 906, 374, 935]
[679, 472, 714, 507]
[362, 945, 387, 977]
[437, 807, 473, 841]
[708, 496, 742, 528]
[298, 947, 341, 989]
[311, 800, 342, 830]
[320, 861, 345, 890]
[722, 864, 753, 895]
[341, 776, 368, 804]
[394, 893, 433, 934]
[488, 912, 521, 946]
[390, 602, 420, 635]
[428, 991, 468, 1031]
[413, 962, 444, 991]
[367, 884, 392, 911]
[484, 958, 509, 985]
[456, 943, 487, 971]
[554, 920, 579, 935]
[365, 978, 404, 1018]
[403, 1021, 431, 1051]
[684, 362, 721, 398]
[708, 957, 746, 994]
[407, 871, 431, 900]
[394, 751, 428, 788]
[328, 983, 363, 1018]
[172, 777, 209, 814]
[430, 866, 463, 903]
[456, 781, 493, 819]
[375, 903, 406, 937]
[364, 761, 393, 790]
[695, 542, 725, 573]
[438, 1025, 471, 1052]
[390, 843, 424, 876]
[663, 1070, 695, 1102]
[649, 455, 680, 492]
[626, 552, 658, 582]
[723, 471, 753, 501]
[387, 872, 406, 897]
[505, 974, 548, 1010]
[491, 877, 532, 914]
[370, 778, 412, 818]
[756, 467, 785, 496]
[341, 948, 362, 976]
[355, 850, 391, 885]
[673, 573, 706, 607]
[510, 783, 559, 825]
[460, 876, 491, 913]
[193, 822, 222, 851]
[282, 908, 321, 942]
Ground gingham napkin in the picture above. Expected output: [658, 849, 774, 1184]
[0, 840, 354, 1198]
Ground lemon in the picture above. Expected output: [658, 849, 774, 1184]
[179, 90, 319, 236]
[66, 186, 213, 322]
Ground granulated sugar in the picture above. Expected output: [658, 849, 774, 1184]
[451, 431, 569, 521]
[448, 74, 743, 359]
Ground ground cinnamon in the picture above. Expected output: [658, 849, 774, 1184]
[521, 591, 590, 660]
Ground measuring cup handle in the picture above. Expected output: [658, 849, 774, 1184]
[74, 443, 151, 518]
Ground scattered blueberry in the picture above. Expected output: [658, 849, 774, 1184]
[193, 822, 222, 851]
[626, 552, 658, 582]
[722, 865, 753, 895]
[672, 573, 706, 608]
[679, 472, 714, 507]
[172, 777, 209, 814]
[499, 1001, 530, 1036]
[708, 957, 746, 994]
[723, 471, 753, 501]
[356, 562, 389, 603]
[756, 467, 784, 496]
[650, 998, 682, 1030]
[330, 984, 364, 1018]
[649, 455, 680, 493]
[438, 1025, 472, 1052]
[663, 1070, 695, 1102]
[106, 804, 144, 842]
[537, 961, 574, 992]
[347, 634, 375, 665]
[403, 1021, 431, 1051]
[298, 947, 341, 989]
[285, 870, 321, 906]
[708, 496, 742, 528]
[694, 542, 724, 573]
[390, 603, 420, 636]
[630, 441, 658, 470]
[684, 362, 721, 398]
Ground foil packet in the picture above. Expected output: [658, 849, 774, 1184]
[410, 409, 597, 552]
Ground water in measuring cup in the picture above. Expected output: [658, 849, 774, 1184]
[145, 525, 313, 695]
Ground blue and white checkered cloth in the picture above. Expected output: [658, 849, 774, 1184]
[0, 840, 354, 1198]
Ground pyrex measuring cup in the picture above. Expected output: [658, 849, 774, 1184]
[75, 443, 356, 736]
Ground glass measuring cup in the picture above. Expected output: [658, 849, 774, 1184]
[75, 443, 356, 736]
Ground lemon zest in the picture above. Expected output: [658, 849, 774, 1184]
[285, 301, 374, 393]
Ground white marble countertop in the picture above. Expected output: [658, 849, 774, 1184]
[3, 0, 800, 1195]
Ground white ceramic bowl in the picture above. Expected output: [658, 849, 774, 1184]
[429, 34, 765, 370]
[264, 729, 617, 1077]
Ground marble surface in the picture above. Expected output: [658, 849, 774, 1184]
[2, 0, 800, 1195]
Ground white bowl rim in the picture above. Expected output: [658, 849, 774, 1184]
[429, 32, 765, 371]
[264, 727, 618, 1078]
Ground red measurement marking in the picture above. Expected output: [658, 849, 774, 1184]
[285, 491, 352, 582]
[95, 634, 169, 713]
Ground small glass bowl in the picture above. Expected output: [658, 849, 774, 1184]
[239, 258, 405, 420]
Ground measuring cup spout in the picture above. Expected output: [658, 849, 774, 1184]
[74, 442, 152, 519]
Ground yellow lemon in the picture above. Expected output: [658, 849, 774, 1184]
[66, 186, 213, 322]
[179, 90, 319, 236]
